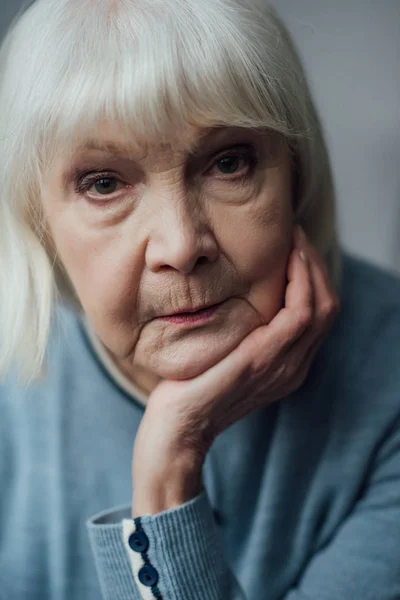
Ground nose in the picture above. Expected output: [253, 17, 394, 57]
[145, 194, 219, 274]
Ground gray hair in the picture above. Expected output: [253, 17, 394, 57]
[0, 0, 340, 385]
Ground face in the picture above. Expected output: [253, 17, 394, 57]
[43, 124, 294, 392]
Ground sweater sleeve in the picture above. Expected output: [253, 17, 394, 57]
[86, 487, 248, 600]
[87, 413, 400, 600]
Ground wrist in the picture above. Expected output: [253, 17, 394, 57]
[132, 451, 204, 517]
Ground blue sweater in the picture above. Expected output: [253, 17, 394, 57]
[1, 254, 400, 600]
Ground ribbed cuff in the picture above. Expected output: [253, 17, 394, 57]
[87, 491, 245, 600]
[87, 504, 138, 600]
[128, 489, 232, 599]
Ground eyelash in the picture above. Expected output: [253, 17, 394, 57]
[74, 147, 258, 206]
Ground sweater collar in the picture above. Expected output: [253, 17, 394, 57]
[80, 314, 149, 408]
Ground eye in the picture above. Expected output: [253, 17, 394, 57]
[208, 147, 256, 179]
[216, 156, 245, 174]
[86, 176, 125, 197]
[74, 171, 130, 203]
[91, 177, 119, 195]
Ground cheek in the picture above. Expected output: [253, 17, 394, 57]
[219, 193, 293, 323]
[244, 225, 292, 322]
[49, 218, 141, 329]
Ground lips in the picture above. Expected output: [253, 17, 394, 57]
[161, 300, 224, 318]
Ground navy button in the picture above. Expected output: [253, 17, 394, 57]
[138, 564, 159, 587]
[128, 530, 149, 553]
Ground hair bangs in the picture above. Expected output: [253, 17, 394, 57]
[0, 0, 339, 383]
[33, 0, 297, 165]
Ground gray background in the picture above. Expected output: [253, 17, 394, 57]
[1, 0, 399, 272]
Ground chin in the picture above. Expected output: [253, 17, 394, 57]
[131, 297, 268, 381]
[140, 330, 249, 381]
[152, 355, 219, 380]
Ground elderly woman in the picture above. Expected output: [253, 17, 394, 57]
[0, 0, 399, 599]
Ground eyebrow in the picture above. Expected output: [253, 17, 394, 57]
[60, 140, 147, 189]
[60, 126, 263, 188]
[72, 140, 138, 156]
[71, 126, 256, 157]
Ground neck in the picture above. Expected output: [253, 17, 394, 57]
[116, 360, 162, 396]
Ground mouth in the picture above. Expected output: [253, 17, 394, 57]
[157, 300, 226, 325]
[162, 300, 225, 318]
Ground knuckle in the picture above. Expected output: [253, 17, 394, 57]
[319, 297, 340, 323]
[319, 302, 334, 321]
[270, 361, 284, 380]
[278, 361, 297, 382]
[295, 306, 313, 332]
[248, 354, 270, 378]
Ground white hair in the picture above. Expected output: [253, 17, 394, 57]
[0, 0, 340, 385]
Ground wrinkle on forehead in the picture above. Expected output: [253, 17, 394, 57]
[64, 123, 279, 160]
[50, 123, 286, 185]
[59, 121, 205, 162]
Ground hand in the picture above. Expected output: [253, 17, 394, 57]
[131, 226, 340, 514]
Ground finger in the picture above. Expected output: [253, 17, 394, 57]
[269, 326, 323, 402]
[211, 233, 338, 405]
[285, 226, 314, 312]
[183, 234, 313, 397]
[281, 321, 326, 389]
[277, 232, 340, 364]
[272, 234, 340, 386]
[261, 226, 314, 354]
[301, 235, 340, 339]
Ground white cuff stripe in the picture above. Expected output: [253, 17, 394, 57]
[122, 519, 156, 600]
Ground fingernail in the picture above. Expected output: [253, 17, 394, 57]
[299, 249, 307, 262]
[295, 226, 307, 262]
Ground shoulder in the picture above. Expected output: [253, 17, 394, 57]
[314, 252, 400, 422]
[336, 252, 400, 362]
[340, 252, 400, 318]
[0, 300, 134, 424]
[0, 301, 104, 445]
[0, 301, 85, 396]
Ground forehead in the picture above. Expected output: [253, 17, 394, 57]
[58, 123, 280, 165]
[71, 124, 210, 160]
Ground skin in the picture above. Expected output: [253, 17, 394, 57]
[43, 124, 294, 392]
[43, 122, 340, 517]
[130, 233, 340, 515]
